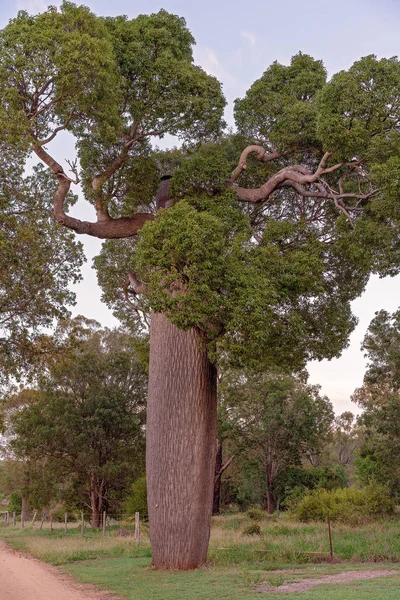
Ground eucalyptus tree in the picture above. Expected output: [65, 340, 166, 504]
[219, 371, 333, 513]
[2, 2, 400, 569]
[353, 310, 400, 494]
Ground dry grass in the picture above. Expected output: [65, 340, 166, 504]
[1, 512, 400, 566]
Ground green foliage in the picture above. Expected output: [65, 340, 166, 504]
[133, 193, 250, 337]
[235, 52, 326, 148]
[102, 11, 226, 143]
[353, 310, 400, 497]
[8, 492, 22, 513]
[317, 55, 400, 159]
[0, 2, 120, 147]
[245, 509, 265, 521]
[276, 465, 347, 511]
[124, 476, 148, 520]
[4, 319, 147, 514]
[219, 371, 333, 511]
[0, 161, 84, 382]
[361, 309, 400, 390]
[242, 523, 261, 536]
[355, 455, 382, 487]
[292, 486, 394, 524]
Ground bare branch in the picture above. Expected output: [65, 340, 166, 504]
[214, 455, 235, 483]
[39, 110, 75, 145]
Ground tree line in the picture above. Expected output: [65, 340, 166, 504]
[2, 310, 400, 526]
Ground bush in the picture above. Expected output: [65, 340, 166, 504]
[124, 475, 148, 520]
[243, 523, 261, 536]
[292, 485, 394, 524]
[8, 492, 22, 513]
[246, 508, 265, 521]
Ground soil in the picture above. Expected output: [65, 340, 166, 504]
[0, 541, 120, 600]
[258, 569, 399, 594]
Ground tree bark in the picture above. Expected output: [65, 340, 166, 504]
[147, 313, 218, 569]
[212, 439, 223, 515]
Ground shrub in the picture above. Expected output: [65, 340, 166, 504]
[246, 508, 265, 521]
[243, 523, 261, 536]
[124, 475, 148, 520]
[292, 485, 394, 524]
[8, 492, 22, 513]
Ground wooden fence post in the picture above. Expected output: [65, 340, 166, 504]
[5, 511, 9, 526]
[21, 511, 24, 528]
[12, 512, 16, 527]
[135, 512, 140, 545]
[50, 514, 53, 532]
[31, 511, 37, 527]
[64, 512, 67, 533]
[40, 513, 45, 530]
[81, 512, 85, 537]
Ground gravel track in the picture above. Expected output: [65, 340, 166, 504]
[0, 541, 120, 600]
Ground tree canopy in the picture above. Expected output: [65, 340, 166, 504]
[353, 310, 400, 496]
[1, 5, 400, 373]
[0, 157, 83, 382]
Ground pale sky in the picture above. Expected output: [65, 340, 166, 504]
[2, 0, 400, 414]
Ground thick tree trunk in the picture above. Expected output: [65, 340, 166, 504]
[147, 313, 218, 570]
[212, 439, 223, 515]
[21, 496, 29, 522]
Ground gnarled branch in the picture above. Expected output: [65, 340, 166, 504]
[228, 145, 378, 225]
[32, 142, 154, 239]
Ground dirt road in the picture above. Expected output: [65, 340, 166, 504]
[0, 541, 119, 600]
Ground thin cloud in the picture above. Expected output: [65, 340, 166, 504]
[240, 31, 257, 48]
[17, 0, 50, 13]
[193, 46, 237, 87]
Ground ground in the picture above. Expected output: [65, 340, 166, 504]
[0, 540, 118, 600]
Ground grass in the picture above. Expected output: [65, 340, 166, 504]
[1, 514, 400, 599]
[65, 559, 400, 600]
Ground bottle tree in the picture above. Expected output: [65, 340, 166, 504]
[2, 3, 400, 569]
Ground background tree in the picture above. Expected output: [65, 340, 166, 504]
[4, 318, 147, 527]
[353, 310, 400, 498]
[3, 2, 400, 569]
[220, 371, 333, 513]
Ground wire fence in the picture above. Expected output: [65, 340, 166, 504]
[0, 510, 143, 542]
